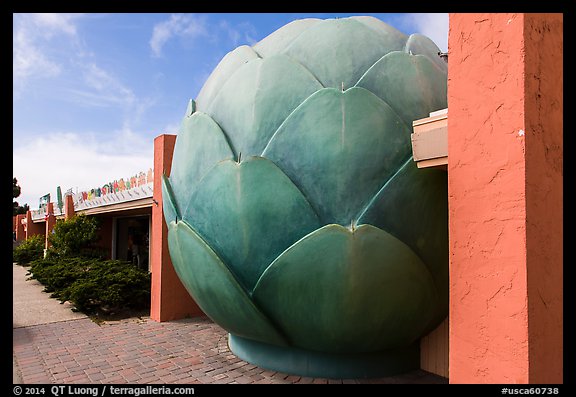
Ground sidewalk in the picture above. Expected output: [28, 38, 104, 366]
[13, 263, 87, 328]
[13, 263, 88, 383]
[13, 263, 447, 384]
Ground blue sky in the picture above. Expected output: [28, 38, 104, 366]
[13, 13, 448, 208]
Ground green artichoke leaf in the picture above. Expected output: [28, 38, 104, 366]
[196, 45, 260, 110]
[404, 33, 448, 74]
[357, 159, 448, 327]
[161, 174, 180, 227]
[263, 87, 411, 226]
[168, 220, 289, 346]
[349, 16, 408, 43]
[356, 51, 447, 129]
[204, 54, 323, 158]
[170, 111, 235, 201]
[182, 156, 321, 291]
[252, 224, 439, 353]
[282, 17, 407, 89]
[252, 18, 322, 58]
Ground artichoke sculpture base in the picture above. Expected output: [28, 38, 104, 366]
[229, 334, 419, 379]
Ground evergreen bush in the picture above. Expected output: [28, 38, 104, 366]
[47, 214, 100, 258]
[25, 214, 150, 317]
[13, 234, 45, 265]
[29, 257, 150, 315]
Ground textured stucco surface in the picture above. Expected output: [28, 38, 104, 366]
[448, 13, 529, 384]
[150, 134, 202, 322]
[524, 13, 563, 384]
[448, 13, 563, 383]
[25, 207, 45, 238]
[15, 214, 25, 241]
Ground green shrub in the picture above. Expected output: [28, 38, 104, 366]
[28, 256, 150, 315]
[13, 235, 45, 265]
[66, 260, 151, 313]
[29, 257, 88, 295]
[25, 214, 150, 317]
[47, 214, 100, 258]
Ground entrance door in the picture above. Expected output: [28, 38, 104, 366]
[115, 215, 150, 271]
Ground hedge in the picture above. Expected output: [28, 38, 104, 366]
[29, 256, 150, 315]
[13, 234, 45, 265]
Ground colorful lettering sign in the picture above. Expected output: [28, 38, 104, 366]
[74, 168, 154, 203]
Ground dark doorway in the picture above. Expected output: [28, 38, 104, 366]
[115, 215, 150, 271]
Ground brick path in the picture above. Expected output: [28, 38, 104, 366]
[13, 316, 447, 384]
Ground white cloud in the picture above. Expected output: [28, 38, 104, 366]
[13, 13, 84, 96]
[402, 13, 448, 52]
[58, 62, 155, 130]
[219, 20, 240, 46]
[150, 14, 259, 57]
[150, 14, 208, 57]
[161, 121, 182, 136]
[238, 22, 258, 45]
[13, 28, 61, 85]
[74, 63, 137, 107]
[29, 13, 81, 36]
[13, 130, 153, 208]
[13, 14, 158, 208]
[219, 20, 258, 47]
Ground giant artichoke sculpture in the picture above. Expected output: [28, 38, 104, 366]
[162, 16, 448, 378]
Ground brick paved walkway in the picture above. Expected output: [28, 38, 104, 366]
[13, 316, 447, 384]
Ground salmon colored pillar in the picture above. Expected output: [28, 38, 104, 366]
[64, 194, 75, 220]
[15, 214, 25, 242]
[448, 13, 562, 383]
[45, 202, 56, 249]
[150, 134, 203, 322]
[523, 13, 563, 384]
[25, 210, 44, 239]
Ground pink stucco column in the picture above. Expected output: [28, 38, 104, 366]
[45, 202, 56, 249]
[448, 13, 562, 383]
[150, 134, 204, 322]
[64, 194, 75, 220]
[25, 210, 44, 240]
[14, 214, 25, 242]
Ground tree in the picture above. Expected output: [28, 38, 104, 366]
[13, 203, 29, 216]
[13, 178, 21, 199]
[48, 214, 100, 258]
[13, 177, 29, 216]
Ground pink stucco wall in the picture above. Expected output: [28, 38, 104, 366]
[523, 13, 563, 383]
[25, 210, 45, 239]
[150, 134, 203, 322]
[448, 13, 562, 383]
